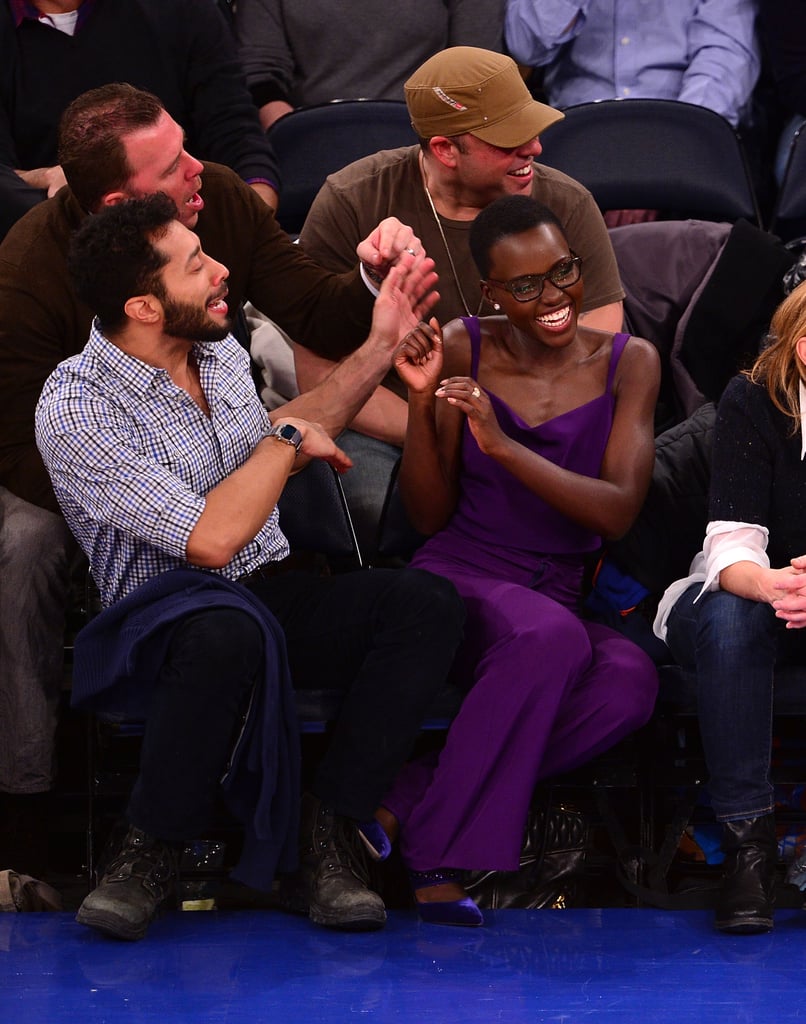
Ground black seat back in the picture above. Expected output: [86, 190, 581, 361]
[539, 99, 761, 225]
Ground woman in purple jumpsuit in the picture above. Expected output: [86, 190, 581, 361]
[376, 196, 660, 925]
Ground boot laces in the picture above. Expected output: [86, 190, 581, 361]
[104, 828, 177, 894]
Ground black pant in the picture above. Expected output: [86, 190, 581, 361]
[126, 608, 263, 840]
[127, 568, 464, 838]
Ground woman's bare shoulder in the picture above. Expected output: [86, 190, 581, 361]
[620, 333, 661, 374]
[614, 333, 661, 406]
[441, 317, 472, 376]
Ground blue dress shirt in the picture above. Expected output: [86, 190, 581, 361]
[505, 0, 760, 127]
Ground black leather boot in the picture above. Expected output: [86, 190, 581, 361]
[76, 826, 178, 941]
[715, 814, 777, 934]
[294, 793, 386, 931]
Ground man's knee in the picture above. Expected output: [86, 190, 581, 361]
[172, 608, 264, 666]
[163, 608, 267, 708]
[379, 568, 466, 638]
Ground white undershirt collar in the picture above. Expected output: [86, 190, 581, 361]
[38, 9, 79, 35]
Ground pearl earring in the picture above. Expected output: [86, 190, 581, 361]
[493, 302, 501, 311]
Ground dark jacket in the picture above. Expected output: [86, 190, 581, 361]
[72, 568, 300, 890]
[0, 0, 279, 195]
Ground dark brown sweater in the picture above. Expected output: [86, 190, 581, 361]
[0, 161, 373, 510]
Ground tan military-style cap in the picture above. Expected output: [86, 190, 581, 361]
[405, 46, 564, 148]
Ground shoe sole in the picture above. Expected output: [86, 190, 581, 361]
[75, 906, 149, 941]
[309, 903, 387, 931]
[715, 917, 773, 935]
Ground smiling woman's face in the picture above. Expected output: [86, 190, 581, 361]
[484, 223, 584, 345]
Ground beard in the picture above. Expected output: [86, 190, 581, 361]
[161, 296, 232, 343]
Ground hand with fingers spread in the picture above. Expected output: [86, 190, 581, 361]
[394, 318, 443, 394]
[368, 260, 440, 360]
[435, 375, 506, 454]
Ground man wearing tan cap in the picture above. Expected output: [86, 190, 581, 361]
[294, 46, 624, 549]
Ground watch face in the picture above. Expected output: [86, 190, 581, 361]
[272, 423, 302, 449]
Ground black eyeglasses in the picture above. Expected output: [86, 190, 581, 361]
[487, 254, 582, 303]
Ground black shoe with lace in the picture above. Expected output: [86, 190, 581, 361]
[293, 793, 386, 931]
[76, 826, 178, 941]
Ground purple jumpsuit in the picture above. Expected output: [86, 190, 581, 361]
[383, 319, 659, 871]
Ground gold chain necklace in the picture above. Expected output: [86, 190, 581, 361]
[419, 153, 484, 318]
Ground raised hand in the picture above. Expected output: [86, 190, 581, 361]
[394, 319, 443, 394]
[357, 217, 425, 275]
[368, 256, 439, 359]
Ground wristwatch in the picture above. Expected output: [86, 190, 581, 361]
[266, 422, 303, 454]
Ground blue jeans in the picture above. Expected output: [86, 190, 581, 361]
[666, 583, 806, 821]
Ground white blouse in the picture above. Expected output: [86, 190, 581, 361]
[652, 381, 806, 641]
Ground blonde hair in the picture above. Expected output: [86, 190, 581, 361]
[747, 279, 806, 432]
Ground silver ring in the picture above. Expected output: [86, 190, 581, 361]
[471, 386, 481, 399]
[404, 246, 417, 256]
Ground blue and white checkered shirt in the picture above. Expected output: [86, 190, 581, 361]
[35, 320, 289, 606]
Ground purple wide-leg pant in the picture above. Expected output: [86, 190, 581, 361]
[382, 564, 658, 872]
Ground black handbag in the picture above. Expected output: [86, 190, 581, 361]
[465, 801, 589, 910]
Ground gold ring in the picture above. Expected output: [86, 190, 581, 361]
[471, 386, 481, 399]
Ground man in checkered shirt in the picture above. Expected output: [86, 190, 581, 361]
[35, 194, 465, 942]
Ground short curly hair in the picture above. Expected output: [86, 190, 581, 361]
[469, 194, 566, 279]
[68, 193, 178, 334]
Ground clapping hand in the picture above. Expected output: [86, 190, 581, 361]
[369, 257, 439, 362]
[394, 319, 443, 394]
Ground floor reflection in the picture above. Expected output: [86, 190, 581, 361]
[0, 908, 801, 1022]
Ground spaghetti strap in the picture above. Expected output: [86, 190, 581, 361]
[461, 316, 482, 378]
[606, 332, 630, 393]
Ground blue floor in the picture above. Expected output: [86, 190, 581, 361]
[2, 907, 804, 1022]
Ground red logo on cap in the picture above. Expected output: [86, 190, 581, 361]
[432, 87, 468, 112]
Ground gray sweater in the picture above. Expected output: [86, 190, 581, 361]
[235, 0, 504, 108]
